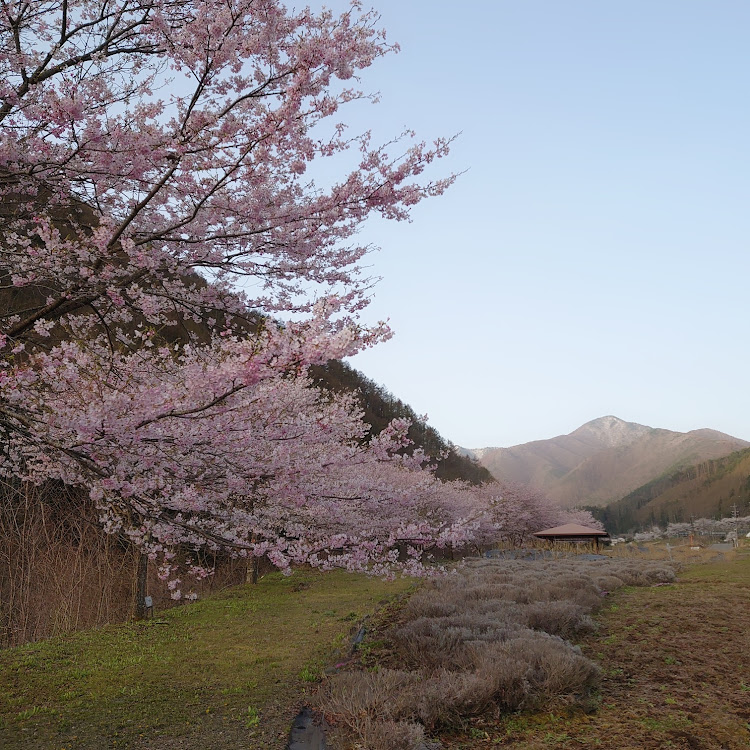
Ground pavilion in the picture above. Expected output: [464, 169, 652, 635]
[533, 523, 610, 549]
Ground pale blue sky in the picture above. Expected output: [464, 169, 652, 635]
[317, 1, 750, 447]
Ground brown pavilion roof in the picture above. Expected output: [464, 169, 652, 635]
[534, 523, 609, 538]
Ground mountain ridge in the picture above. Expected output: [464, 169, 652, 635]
[464, 416, 749, 507]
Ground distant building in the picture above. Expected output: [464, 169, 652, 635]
[533, 523, 610, 549]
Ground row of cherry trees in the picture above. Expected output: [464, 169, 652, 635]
[0, 0, 596, 590]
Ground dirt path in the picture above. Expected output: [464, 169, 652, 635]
[440, 553, 750, 750]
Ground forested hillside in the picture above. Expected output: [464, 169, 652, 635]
[311, 360, 493, 485]
[594, 447, 750, 533]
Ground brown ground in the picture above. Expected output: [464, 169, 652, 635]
[437, 551, 750, 750]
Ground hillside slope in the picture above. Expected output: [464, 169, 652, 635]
[468, 416, 748, 507]
[599, 447, 750, 533]
[311, 360, 493, 485]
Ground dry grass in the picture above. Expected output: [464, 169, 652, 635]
[315, 555, 680, 748]
[0, 481, 249, 647]
[0, 482, 136, 646]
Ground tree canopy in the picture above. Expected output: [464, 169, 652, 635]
[0, 0, 593, 585]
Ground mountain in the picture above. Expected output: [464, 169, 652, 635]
[466, 416, 749, 507]
[598, 447, 750, 533]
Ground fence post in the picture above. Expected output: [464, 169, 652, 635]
[134, 552, 149, 620]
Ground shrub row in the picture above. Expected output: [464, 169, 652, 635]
[316, 556, 677, 749]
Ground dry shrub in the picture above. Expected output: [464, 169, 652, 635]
[403, 633, 599, 723]
[523, 600, 597, 638]
[601, 561, 677, 586]
[598, 563, 646, 586]
[400, 592, 458, 620]
[318, 665, 529, 733]
[592, 574, 625, 591]
[428, 611, 521, 632]
[318, 672, 427, 750]
[320, 635, 600, 736]
[316, 554, 678, 748]
[468, 633, 599, 713]
[390, 615, 518, 671]
[523, 579, 603, 611]
[483, 582, 532, 603]
[355, 717, 426, 750]
[468, 599, 524, 618]
[460, 583, 514, 601]
[638, 564, 677, 583]
[412, 669, 524, 728]
[390, 618, 482, 672]
[317, 669, 421, 723]
[502, 632, 601, 703]
[456, 581, 531, 606]
[403, 576, 529, 612]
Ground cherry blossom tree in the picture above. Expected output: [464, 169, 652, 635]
[0, 0, 453, 341]
[19, 327, 489, 586]
[475, 482, 604, 547]
[0, 0, 475, 584]
[563, 505, 605, 531]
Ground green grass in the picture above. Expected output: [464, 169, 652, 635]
[0, 568, 414, 749]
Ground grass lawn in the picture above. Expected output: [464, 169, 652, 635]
[0, 568, 414, 749]
[436, 548, 750, 749]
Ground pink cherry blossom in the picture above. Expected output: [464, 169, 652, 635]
[0, 0, 589, 584]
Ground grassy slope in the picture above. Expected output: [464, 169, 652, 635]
[438, 547, 750, 749]
[0, 569, 413, 750]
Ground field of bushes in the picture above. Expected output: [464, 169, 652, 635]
[316, 556, 678, 748]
